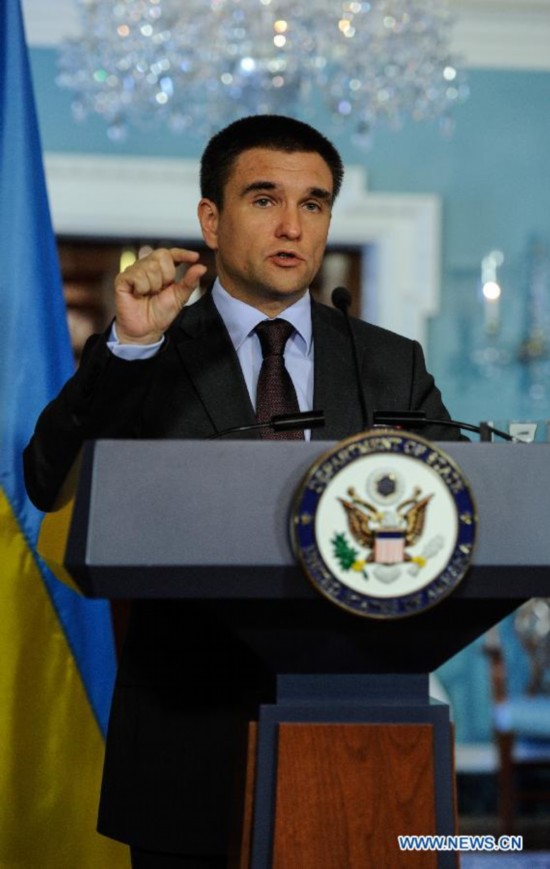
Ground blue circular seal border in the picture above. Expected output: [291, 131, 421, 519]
[291, 429, 477, 620]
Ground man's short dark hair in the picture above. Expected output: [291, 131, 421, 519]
[200, 114, 344, 208]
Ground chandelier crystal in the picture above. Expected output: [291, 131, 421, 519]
[57, 0, 469, 146]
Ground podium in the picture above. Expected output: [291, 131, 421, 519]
[44, 440, 550, 868]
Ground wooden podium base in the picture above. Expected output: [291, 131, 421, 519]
[274, 723, 437, 868]
[236, 676, 457, 869]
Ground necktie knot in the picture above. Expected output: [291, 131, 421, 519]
[255, 318, 295, 358]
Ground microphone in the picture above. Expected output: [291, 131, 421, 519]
[210, 410, 325, 439]
[331, 287, 372, 430]
[372, 410, 515, 442]
[331, 286, 353, 312]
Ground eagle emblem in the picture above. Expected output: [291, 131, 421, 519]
[331, 471, 445, 584]
[339, 484, 433, 564]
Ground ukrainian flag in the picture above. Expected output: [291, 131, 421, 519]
[0, 2, 128, 865]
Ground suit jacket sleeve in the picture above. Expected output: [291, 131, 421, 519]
[23, 331, 162, 511]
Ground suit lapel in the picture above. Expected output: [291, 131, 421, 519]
[172, 294, 371, 441]
[173, 293, 260, 438]
[311, 301, 372, 441]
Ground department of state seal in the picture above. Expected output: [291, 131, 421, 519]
[291, 429, 476, 619]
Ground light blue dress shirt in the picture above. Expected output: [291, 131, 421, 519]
[107, 279, 315, 429]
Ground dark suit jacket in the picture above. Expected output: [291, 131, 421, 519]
[23, 292, 459, 855]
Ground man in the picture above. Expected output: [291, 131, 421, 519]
[24, 115, 459, 867]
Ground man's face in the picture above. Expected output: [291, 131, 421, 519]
[198, 147, 333, 315]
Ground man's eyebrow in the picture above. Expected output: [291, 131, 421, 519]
[240, 181, 333, 201]
[308, 186, 332, 201]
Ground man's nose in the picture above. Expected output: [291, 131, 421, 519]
[275, 205, 302, 239]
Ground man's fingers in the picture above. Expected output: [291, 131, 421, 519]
[115, 260, 163, 296]
[176, 263, 208, 292]
[171, 264, 207, 305]
[114, 249, 206, 343]
[130, 260, 164, 295]
[169, 247, 201, 265]
[116, 248, 203, 297]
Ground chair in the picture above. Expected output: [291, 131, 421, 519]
[485, 599, 550, 834]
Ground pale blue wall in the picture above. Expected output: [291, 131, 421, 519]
[30, 48, 550, 743]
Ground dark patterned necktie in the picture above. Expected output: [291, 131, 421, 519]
[254, 319, 304, 440]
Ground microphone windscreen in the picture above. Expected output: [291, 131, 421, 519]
[331, 286, 352, 312]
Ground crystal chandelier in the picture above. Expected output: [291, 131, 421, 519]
[57, 0, 468, 145]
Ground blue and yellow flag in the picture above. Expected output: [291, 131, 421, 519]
[0, 2, 128, 865]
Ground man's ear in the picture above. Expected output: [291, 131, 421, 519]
[197, 198, 219, 250]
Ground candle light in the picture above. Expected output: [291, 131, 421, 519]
[483, 279, 501, 333]
[481, 250, 504, 334]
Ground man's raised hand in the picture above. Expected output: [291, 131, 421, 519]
[114, 248, 207, 344]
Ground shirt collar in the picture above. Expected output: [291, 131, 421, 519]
[211, 279, 313, 354]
